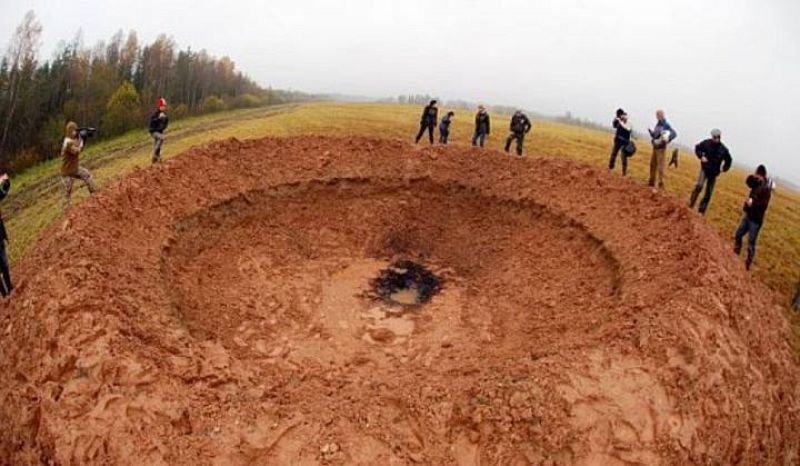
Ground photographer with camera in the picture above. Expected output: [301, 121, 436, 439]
[608, 108, 633, 176]
[0, 171, 12, 298]
[60, 121, 97, 210]
[149, 97, 169, 164]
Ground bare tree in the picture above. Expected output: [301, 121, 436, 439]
[0, 10, 42, 164]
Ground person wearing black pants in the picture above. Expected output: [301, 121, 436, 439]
[439, 111, 454, 144]
[689, 129, 732, 214]
[608, 108, 632, 175]
[0, 173, 12, 297]
[414, 100, 438, 144]
[472, 105, 491, 147]
[504, 110, 532, 156]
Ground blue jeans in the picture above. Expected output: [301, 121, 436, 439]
[734, 215, 761, 268]
[0, 241, 11, 297]
[472, 131, 487, 147]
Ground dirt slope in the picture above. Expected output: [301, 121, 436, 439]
[0, 137, 798, 465]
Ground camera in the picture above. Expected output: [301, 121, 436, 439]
[77, 127, 98, 141]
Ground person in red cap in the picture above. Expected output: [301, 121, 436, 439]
[148, 97, 169, 164]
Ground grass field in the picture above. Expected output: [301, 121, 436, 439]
[4, 102, 799, 311]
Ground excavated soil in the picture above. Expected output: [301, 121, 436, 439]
[0, 136, 798, 465]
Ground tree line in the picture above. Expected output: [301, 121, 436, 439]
[0, 11, 315, 173]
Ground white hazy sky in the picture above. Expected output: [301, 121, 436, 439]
[2, 0, 799, 181]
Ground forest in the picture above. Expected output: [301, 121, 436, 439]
[0, 11, 313, 173]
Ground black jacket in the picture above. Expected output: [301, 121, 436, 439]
[0, 178, 10, 243]
[695, 139, 732, 177]
[149, 110, 169, 133]
[744, 175, 771, 224]
[510, 113, 532, 134]
[612, 118, 632, 142]
[439, 115, 452, 132]
[475, 111, 491, 135]
[419, 105, 438, 126]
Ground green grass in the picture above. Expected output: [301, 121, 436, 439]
[4, 102, 799, 312]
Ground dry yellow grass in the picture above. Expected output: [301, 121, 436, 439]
[4, 102, 799, 310]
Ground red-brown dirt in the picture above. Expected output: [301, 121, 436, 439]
[0, 136, 798, 465]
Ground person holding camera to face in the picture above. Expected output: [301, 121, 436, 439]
[734, 165, 772, 271]
[60, 121, 97, 210]
[608, 108, 633, 175]
[0, 171, 12, 298]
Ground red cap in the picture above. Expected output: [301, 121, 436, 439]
[157, 97, 167, 108]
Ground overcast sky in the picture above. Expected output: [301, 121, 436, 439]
[2, 0, 799, 181]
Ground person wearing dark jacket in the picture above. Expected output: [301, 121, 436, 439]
[414, 100, 438, 145]
[472, 105, 491, 147]
[608, 108, 633, 175]
[0, 173, 12, 297]
[689, 129, 732, 214]
[734, 165, 772, 270]
[439, 111, 454, 144]
[149, 97, 169, 164]
[504, 110, 533, 156]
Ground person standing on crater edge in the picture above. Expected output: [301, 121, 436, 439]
[149, 97, 169, 164]
[689, 128, 732, 215]
[734, 164, 772, 271]
[647, 109, 677, 191]
[60, 121, 97, 210]
[414, 99, 439, 145]
[472, 105, 491, 148]
[439, 111, 454, 144]
[608, 108, 633, 175]
[505, 110, 533, 156]
[0, 172, 12, 298]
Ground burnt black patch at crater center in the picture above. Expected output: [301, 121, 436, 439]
[370, 260, 441, 306]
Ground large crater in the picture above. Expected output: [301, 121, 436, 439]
[163, 178, 620, 369]
[0, 137, 797, 465]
